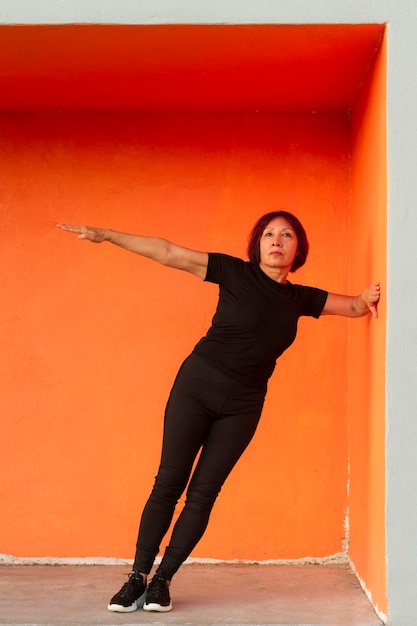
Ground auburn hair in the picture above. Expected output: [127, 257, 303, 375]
[246, 211, 309, 272]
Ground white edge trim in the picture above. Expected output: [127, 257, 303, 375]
[1, 552, 347, 566]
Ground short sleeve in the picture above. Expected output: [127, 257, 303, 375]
[204, 253, 246, 286]
[299, 286, 328, 318]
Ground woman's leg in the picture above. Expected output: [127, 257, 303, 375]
[133, 356, 218, 574]
[157, 383, 265, 580]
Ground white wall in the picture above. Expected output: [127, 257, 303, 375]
[1, 2, 417, 624]
[0, 0, 399, 25]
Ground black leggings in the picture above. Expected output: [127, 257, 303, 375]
[133, 353, 266, 580]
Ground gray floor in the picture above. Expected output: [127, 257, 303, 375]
[0, 563, 383, 626]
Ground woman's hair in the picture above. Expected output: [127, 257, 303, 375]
[247, 210, 309, 272]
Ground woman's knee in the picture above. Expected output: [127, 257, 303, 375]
[150, 465, 190, 504]
[185, 482, 221, 513]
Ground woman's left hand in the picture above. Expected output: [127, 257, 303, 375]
[361, 282, 381, 318]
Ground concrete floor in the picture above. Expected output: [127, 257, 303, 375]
[0, 563, 383, 626]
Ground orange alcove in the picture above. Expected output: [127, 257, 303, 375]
[0, 23, 387, 616]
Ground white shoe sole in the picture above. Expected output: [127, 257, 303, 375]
[143, 601, 173, 612]
[107, 602, 137, 612]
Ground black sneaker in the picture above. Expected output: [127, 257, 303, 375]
[107, 572, 147, 612]
[143, 571, 172, 612]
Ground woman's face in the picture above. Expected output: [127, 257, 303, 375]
[259, 217, 299, 280]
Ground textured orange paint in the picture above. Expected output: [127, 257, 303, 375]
[349, 32, 388, 615]
[0, 24, 384, 111]
[0, 111, 350, 560]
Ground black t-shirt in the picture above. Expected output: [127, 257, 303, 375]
[192, 253, 328, 387]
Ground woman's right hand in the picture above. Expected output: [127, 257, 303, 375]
[57, 224, 109, 243]
[57, 224, 208, 279]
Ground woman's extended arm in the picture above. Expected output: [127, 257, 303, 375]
[57, 224, 208, 279]
[321, 282, 381, 318]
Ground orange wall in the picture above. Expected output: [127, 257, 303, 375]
[0, 111, 352, 561]
[350, 33, 388, 615]
[0, 24, 385, 112]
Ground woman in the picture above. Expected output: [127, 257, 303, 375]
[58, 211, 380, 613]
